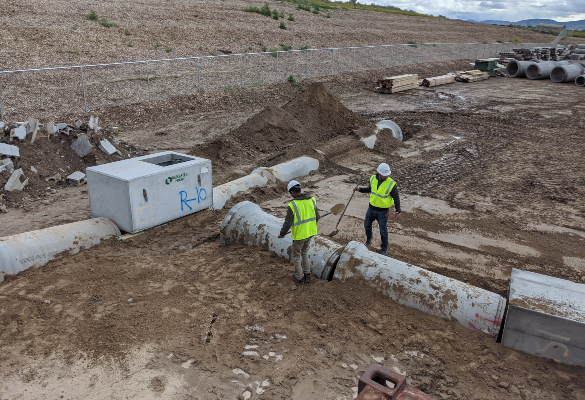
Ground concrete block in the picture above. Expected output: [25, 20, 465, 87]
[67, 171, 87, 186]
[46, 122, 58, 134]
[0, 143, 19, 158]
[1, 158, 14, 170]
[89, 116, 99, 131]
[10, 125, 27, 140]
[98, 139, 117, 156]
[71, 134, 93, 158]
[4, 169, 28, 191]
[501, 268, 585, 366]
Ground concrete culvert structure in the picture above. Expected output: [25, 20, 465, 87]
[506, 60, 531, 78]
[551, 63, 585, 83]
[576, 74, 585, 86]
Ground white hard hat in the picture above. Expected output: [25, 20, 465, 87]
[377, 163, 391, 176]
[287, 180, 301, 191]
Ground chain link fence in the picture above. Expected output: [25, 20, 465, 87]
[0, 41, 552, 121]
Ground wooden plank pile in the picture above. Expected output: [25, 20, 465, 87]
[376, 74, 419, 93]
[455, 70, 489, 83]
[422, 73, 456, 87]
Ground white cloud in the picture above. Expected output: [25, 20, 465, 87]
[366, 0, 585, 21]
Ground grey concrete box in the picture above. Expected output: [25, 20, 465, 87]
[87, 151, 212, 233]
[501, 268, 585, 366]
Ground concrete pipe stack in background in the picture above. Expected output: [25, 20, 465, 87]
[551, 63, 585, 83]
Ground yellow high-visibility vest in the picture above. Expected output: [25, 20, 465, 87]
[288, 197, 318, 240]
[369, 175, 396, 209]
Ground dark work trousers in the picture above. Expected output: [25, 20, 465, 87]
[364, 208, 389, 252]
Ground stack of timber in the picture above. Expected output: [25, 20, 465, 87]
[376, 74, 419, 93]
[473, 59, 498, 76]
[422, 73, 456, 87]
[455, 70, 489, 83]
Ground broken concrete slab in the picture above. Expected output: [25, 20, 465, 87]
[98, 139, 117, 156]
[46, 122, 58, 135]
[74, 120, 83, 129]
[89, 116, 99, 131]
[10, 125, 27, 141]
[0, 122, 4, 130]
[0, 158, 14, 172]
[0, 143, 19, 158]
[67, 171, 87, 186]
[4, 168, 28, 191]
[71, 134, 93, 157]
[31, 166, 37, 173]
[26, 118, 38, 134]
[56, 123, 68, 131]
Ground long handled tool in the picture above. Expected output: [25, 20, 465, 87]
[328, 175, 362, 238]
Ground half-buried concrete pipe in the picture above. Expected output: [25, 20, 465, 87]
[221, 201, 506, 339]
[212, 156, 319, 210]
[526, 61, 567, 80]
[506, 60, 531, 78]
[220, 201, 343, 279]
[576, 74, 585, 86]
[0, 218, 120, 281]
[331, 241, 507, 339]
[551, 63, 585, 83]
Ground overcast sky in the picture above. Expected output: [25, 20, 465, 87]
[368, 0, 585, 22]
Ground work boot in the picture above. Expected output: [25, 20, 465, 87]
[291, 273, 305, 285]
[378, 249, 387, 256]
[304, 273, 311, 284]
[365, 238, 372, 246]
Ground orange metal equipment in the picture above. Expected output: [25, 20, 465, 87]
[357, 365, 437, 400]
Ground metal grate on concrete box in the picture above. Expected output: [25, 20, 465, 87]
[87, 151, 212, 233]
[501, 268, 585, 366]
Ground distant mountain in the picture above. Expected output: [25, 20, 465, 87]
[475, 19, 585, 30]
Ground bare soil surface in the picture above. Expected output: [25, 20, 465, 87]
[1, 67, 585, 399]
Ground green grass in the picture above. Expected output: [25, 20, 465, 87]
[287, 74, 297, 86]
[280, 43, 292, 51]
[288, 13, 294, 21]
[300, 45, 309, 50]
[407, 41, 418, 48]
[166, 47, 172, 53]
[124, 28, 131, 36]
[573, 30, 585, 38]
[279, 21, 287, 29]
[86, 10, 98, 21]
[244, 3, 273, 17]
[277, 0, 433, 17]
[272, 9, 279, 19]
[297, 4, 311, 11]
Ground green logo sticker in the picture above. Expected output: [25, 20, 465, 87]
[165, 173, 188, 185]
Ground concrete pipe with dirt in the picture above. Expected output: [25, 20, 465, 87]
[506, 60, 531, 78]
[551, 63, 585, 83]
[332, 241, 507, 339]
[525, 61, 567, 80]
[220, 201, 343, 280]
[0, 218, 120, 281]
[576, 74, 585, 86]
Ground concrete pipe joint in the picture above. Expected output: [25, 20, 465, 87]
[551, 63, 585, 83]
[333, 241, 507, 339]
[220, 201, 343, 280]
[575, 74, 585, 86]
[0, 218, 120, 281]
[506, 60, 531, 78]
[526, 61, 565, 80]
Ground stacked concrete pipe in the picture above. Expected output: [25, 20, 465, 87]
[221, 201, 507, 338]
[506, 60, 531, 78]
[576, 74, 585, 86]
[525, 61, 568, 80]
[212, 156, 319, 210]
[551, 63, 585, 83]
[0, 218, 120, 281]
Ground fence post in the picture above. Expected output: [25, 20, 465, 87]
[353, 47, 355, 72]
[276, 51, 279, 83]
[80, 66, 88, 113]
[372, 46, 374, 69]
[0, 100, 3, 122]
[331, 48, 334, 75]
[197, 58, 201, 94]
[240, 54, 243, 88]
[388, 45, 392, 68]
[146, 61, 151, 102]
[305, 49, 308, 80]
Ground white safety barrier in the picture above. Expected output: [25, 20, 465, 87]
[212, 156, 319, 210]
[0, 218, 120, 280]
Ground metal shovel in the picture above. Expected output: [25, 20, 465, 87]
[329, 175, 362, 238]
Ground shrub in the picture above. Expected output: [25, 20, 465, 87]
[300, 45, 309, 50]
[287, 74, 297, 86]
[280, 43, 292, 51]
[243, 5, 261, 13]
[262, 45, 268, 52]
[279, 21, 287, 29]
[279, 10, 284, 18]
[98, 18, 117, 28]
[124, 28, 131, 36]
[312, 7, 320, 14]
[407, 40, 417, 48]
[166, 48, 172, 53]
[86, 10, 98, 21]
[326, 13, 331, 18]
[272, 9, 279, 19]
[288, 13, 294, 21]
[260, 3, 271, 16]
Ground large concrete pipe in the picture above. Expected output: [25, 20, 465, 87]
[574, 49, 585, 54]
[551, 63, 585, 83]
[0, 218, 120, 281]
[212, 156, 319, 210]
[576, 74, 585, 86]
[506, 60, 531, 78]
[577, 44, 585, 49]
[526, 61, 567, 80]
[332, 241, 507, 339]
[220, 201, 343, 279]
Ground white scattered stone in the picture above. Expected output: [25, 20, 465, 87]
[181, 359, 195, 369]
[43, 300, 51, 304]
[274, 334, 287, 339]
[262, 355, 270, 360]
[371, 355, 384, 363]
[245, 325, 265, 333]
[268, 352, 276, 357]
[232, 368, 250, 379]
[256, 387, 265, 395]
[350, 364, 358, 370]
[31, 166, 37, 173]
[5, 169, 28, 191]
[240, 391, 251, 400]
[0, 143, 19, 158]
[261, 380, 271, 387]
[244, 345, 259, 349]
[11, 125, 27, 140]
[67, 171, 86, 186]
[243, 351, 260, 357]
[98, 139, 117, 156]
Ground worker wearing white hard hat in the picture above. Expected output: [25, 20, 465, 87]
[278, 180, 321, 285]
[353, 163, 401, 256]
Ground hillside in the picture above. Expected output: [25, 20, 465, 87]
[479, 19, 585, 30]
[0, 0, 579, 71]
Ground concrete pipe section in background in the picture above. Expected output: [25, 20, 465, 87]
[551, 63, 585, 83]
[525, 61, 567, 80]
[576, 74, 585, 86]
[333, 241, 507, 338]
[0, 218, 120, 281]
[360, 120, 403, 149]
[506, 60, 531, 78]
[220, 201, 343, 279]
[212, 156, 319, 210]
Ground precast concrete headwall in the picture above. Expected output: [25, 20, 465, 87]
[212, 157, 319, 210]
[221, 201, 507, 338]
[0, 218, 120, 281]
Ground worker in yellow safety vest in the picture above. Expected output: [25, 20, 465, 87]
[353, 163, 401, 256]
[278, 180, 321, 285]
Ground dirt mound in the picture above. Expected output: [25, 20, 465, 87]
[282, 82, 368, 139]
[374, 128, 404, 153]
